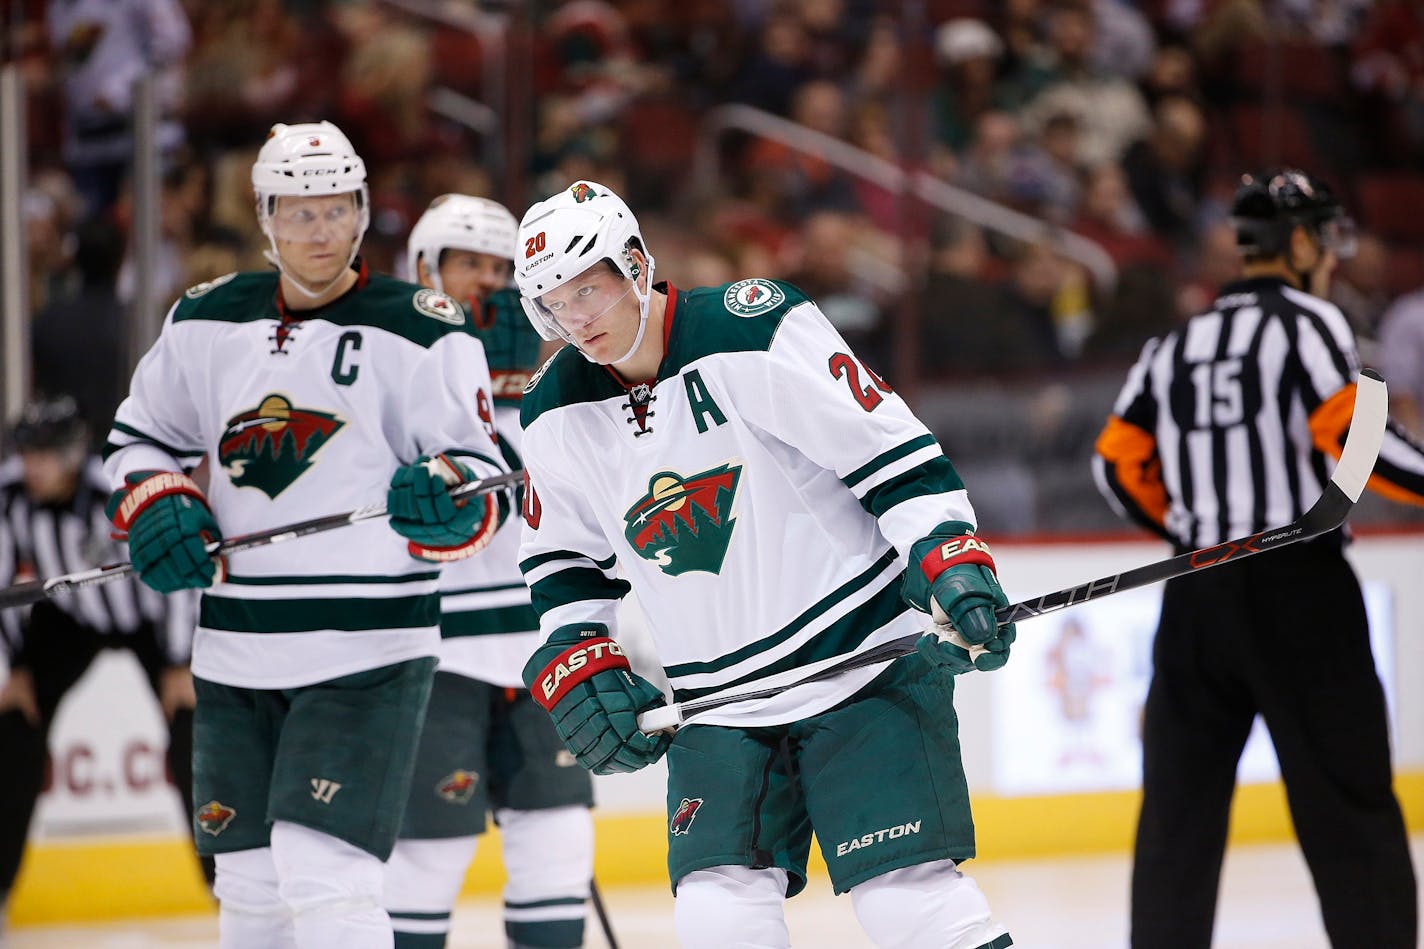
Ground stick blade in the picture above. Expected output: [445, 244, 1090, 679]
[1333, 369, 1388, 503]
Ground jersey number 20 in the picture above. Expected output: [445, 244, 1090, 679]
[829, 352, 892, 412]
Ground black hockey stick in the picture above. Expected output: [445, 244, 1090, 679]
[638, 370, 1388, 733]
[589, 879, 621, 949]
[0, 470, 525, 610]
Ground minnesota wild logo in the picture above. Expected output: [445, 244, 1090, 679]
[569, 182, 597, 203]
[196, 800, 236, 837]
[219, 394, 344, 498]
[623, 464, 742, 576]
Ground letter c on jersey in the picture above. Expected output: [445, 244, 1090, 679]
[331, 331, 362, 386]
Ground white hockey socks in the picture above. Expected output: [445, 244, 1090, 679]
[850, 858, 1012, 949]
[384, 835, 480, 948]
[673, 865, 791, 949]
[214, 847, 296, 949]
[271, 820, 392, 949]
[497, 806, 594, 948]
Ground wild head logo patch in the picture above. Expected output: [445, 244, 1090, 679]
[623, 464, 742, 576]
[219, 394, 344, 498]
[723, 278, 785, 317]
[569, 182, 597, 203]
[670, 797, 704, 836]
[436, 769, 478, 804]
[197, 800, 236, 837]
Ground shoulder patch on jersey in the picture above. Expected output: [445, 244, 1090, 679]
[413, 288, 465, 325]
[184, 272, 239, 299]
[723, 278, 786, 317]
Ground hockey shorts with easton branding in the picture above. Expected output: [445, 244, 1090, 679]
[191, 656, 437, 859]
[665, 650, 977, 896]
[400, 670, 594, 839]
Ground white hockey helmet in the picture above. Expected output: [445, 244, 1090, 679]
[252, 121, 369, 296]
[406, 194, 518, 293]
[514, 180, 655, 361]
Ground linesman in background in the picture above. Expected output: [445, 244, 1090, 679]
[1094, 168, 1424, 949]
[0, 396, 210, 922]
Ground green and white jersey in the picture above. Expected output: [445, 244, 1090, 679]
[103, 265, 506, 690]
[518, 279, 976, 727]
[437, 288, 544, 687]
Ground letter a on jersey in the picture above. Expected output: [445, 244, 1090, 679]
[219, 393, 344, 498]
[623, 464, 742, 576]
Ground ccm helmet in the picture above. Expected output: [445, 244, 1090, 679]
[514, 181, 655, 362]
[1230, 168, 1356, 260]
[252, 121, 369, 295]
[406, 194, 518, 292]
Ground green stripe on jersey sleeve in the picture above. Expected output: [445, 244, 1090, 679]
[199, 593, 439, 633]
[841, 434, 938, 491]
[103, 421, 205, 463]
[527, 568, 630, 619]
[856, 456, 964, 518]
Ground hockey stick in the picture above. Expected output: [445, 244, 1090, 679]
[589, 879, 621, 949]
[638, 369, 1388, 733]
[0, 470, 525, 610]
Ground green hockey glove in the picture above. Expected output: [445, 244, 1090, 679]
[107, 471, 223, 594]
[387, 454, 495, 560]
[524, 623, 672, 775]
[903, 521, 1015, 672]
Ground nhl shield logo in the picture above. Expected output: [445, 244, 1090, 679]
[623, 464, 742, 576]
[670, 797, 704, 836]
[219, 394, 344, 499]
[723, 279, 785, 317]
[436, 769, 479, 804]
[197, 800, 236, 837]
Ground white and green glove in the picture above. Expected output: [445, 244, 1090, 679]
[386, 454, 498, 561]
[903, 521, 1016, 673]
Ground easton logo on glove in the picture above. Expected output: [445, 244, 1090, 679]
[920, 534, 996, 584]
[533, 636, 632, 710]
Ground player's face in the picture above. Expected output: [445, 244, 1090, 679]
[270, 193, 361, 287]
[536, 262, 638, 363]
[436, 249, 512, 309]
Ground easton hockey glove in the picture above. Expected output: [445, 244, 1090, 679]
[903, 521, 1016, 673]
[523, 623, 672, 775]
[107, 471, 223, 594]
[387, 454, 497, 561]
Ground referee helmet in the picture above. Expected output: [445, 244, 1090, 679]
[1230, 168, 1357, 260]
[9, 395, 87, 452]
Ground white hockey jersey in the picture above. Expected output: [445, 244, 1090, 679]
[103, 265, 506, 690]
[435, 288, 544, 687]
[517, 279, 979, 727]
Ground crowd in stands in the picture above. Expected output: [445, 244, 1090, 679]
[7, 0, 1424, 529]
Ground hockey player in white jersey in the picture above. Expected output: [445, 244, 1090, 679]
[384, 194, 594, 949]
[513, 181, 1015, 949]
[102, 121, 507, 949]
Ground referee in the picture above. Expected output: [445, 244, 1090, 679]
[0, 396, 212, 912]
[1094, 169, 1424, 949]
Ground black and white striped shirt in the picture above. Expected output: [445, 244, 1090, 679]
[0, 457, 194, 665]
[1095, 276, 1424, 550]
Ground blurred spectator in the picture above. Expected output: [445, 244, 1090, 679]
[1089, 0, 1156, 80]
[993, 241, 1072, 371]
[727, 11, 811, 115]
[955, 110, 1030, 207]
[47, 0, 191, 220]
[1351, 0, 1424, 164]
[30, 217, 126, 434]
[744, 79, 862, 218]
[1175, 220, 1242, 318]
[1331, 232, 1393, 339]
[24, 184, 78, 314]
[920, 217, 1015, 375]
[335, 16, 434, 165]
[1377, 284, 1424, 433]
[1141, 44, 1201, 106]
[1016, 108, 1084, 223]
[1121, 95, 1207, 247]
[1017, 1, 1153, 166]
[1071, 163, 1172, 270]
[932, 18, 1006, 152]
[784, 210, 891, 369]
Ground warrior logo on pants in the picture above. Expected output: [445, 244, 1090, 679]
[670, 797, 704, 836]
